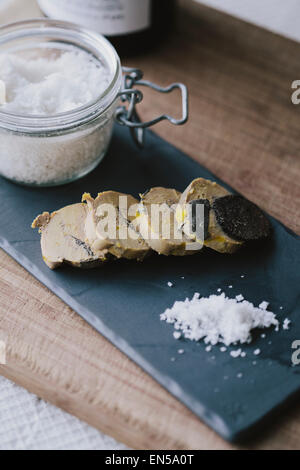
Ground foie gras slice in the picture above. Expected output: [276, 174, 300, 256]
[82, 191, 150, 261]
[178, 178, 243, 254]
[32, 203, 106, 270]
[138, 187, 202, 256]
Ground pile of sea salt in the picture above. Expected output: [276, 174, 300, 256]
[160, 293, 279, 347]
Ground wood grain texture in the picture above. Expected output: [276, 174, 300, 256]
[0, 0, 300, 450]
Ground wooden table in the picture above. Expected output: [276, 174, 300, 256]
[0, 0, 300, 450]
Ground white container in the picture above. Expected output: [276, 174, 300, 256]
[38, 0, 151, 36]
[0, 20, 122, 187]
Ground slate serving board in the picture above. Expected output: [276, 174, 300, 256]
[0, 125, 300, 443]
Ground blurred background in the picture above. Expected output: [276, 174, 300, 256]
[2, 0, 300, 42]
[200, 0, 300, 42]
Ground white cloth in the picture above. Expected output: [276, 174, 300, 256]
[0, 376, 127, 450]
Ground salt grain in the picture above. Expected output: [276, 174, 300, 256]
[230, 349, 242, 358]
[283, 318, 291, 330]
[173, 331, 181, 340]
[236, 294, 244, 302]
[178, 349, 185, 355]
[259, 301, 269, 311]
[167, 282, 174, 288]
[254, 349, 261, 356]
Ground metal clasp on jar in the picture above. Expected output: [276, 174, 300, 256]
[115, 67, 189, 148]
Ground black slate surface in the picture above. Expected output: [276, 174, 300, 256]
[0, 125, 300, 443]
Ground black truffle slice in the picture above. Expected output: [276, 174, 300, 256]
[212, 195, 271, 242]
[190, 199, 211, 240]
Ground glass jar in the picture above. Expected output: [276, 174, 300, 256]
[0, 19, 122, 187]
[0, 19, 188, 187]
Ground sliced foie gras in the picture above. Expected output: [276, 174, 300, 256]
[32, 203, 106, 270]
[138, 187, 202, 256]
[178, 178, 243, 254]
[83, 191, 150, 261]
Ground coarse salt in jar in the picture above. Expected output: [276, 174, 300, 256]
[0, 19, 122, 187]
[0, 19, 188, 187]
